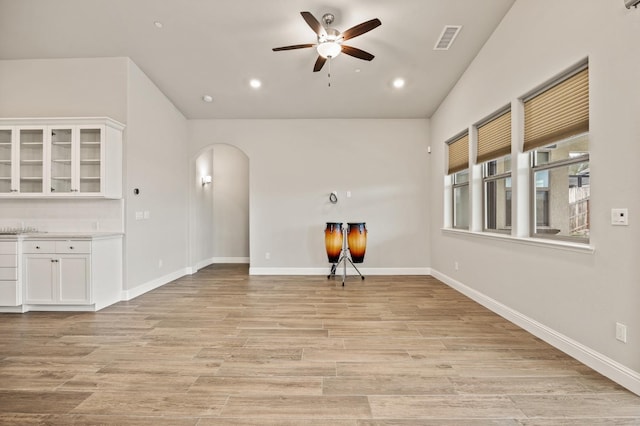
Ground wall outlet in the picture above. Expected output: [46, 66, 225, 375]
[158, 259, 163, 268]
[616, 322, 627, 343]
[611, 208, 628, 226]
[454, 261, 459, 271]
[265, 252, 270, 260]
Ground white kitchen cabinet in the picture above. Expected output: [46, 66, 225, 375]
[24, 240, 91, 305]
[0, 118, 124, 198]
[0, 234, 122, 313]
[0, 240, 20, 306]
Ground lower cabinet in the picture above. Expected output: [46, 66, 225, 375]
[24, 252, 90, 305]
[19, 236, 122, 311]
[0, 240, 20, 306]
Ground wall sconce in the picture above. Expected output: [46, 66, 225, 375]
[201, 175, 212, 185]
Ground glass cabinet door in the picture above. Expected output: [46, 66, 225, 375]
[79, 127, 102, 193]
[0, 128, 13, 193]
[19, 128, 45, 193]
[49, 127, 73, 194]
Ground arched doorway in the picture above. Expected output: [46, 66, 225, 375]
[190, 144, 249, 271]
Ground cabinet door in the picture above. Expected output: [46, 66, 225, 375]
[0, 127, 16, 194]
[58, 255, 90, 304]
[24, 256, 55, 303]
[78, 126, 104, 194]
[49, 127, 75, 194]
[18, 127, 46, 194]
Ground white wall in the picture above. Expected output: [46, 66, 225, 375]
[212, 144, 249, 261]
[124, 60, 189, 290]
[191, 148, 215, 269]
[0, 58, 127, 231]
[188, 119, 430, 273]
[429, 0, 640, 393]
[0, 58, 128, 124]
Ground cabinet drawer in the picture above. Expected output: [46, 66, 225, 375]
[55, 241, 91, 254]
[0, 241, 17, 254]
[23, 241, 56, 253]
[0, 280, 19, 306]
[0, 255, 17, 268]
[0, 268, 17, 280]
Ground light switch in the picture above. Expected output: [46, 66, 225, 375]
[611, 208, 628, 226]
[135, 211, 143, 220]
[143, 211, 150, 219]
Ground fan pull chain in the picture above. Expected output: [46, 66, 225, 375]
[328, 57, 332, 87]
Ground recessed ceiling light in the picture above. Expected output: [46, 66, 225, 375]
[249, 79, 262, 89]
[154, 21, 163, 29]
[202, 95, 213, 103]
[393, 78, 406, 89]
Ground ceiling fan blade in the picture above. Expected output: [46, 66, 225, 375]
[341, 45, 375, 61]
[313, 56, 327, 72]
[272, 44, 316, 51]
[301, 11, 324, 36]
[340, 18, 382, 41]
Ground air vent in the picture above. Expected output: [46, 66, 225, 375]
[434, 25, 462, 50]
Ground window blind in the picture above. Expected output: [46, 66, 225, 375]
[447, 132, 469, 175]
[524, 67, 589, 152]
[477, 109, 511, 164]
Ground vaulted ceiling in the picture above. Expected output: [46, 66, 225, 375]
[0, 0, 515, 119]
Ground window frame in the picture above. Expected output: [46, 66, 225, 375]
[482, 156, 512, 234]
[452, 169, 470, 230]
[530, 140, 590, 242]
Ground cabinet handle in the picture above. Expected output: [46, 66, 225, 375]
[69, 246, 74, 250]
[36, 246, 40, 249]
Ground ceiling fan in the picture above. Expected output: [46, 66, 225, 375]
[272, 11, 382, 72]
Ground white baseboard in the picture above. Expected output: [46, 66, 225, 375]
[249, 267, 431, 276]
[430, 268, 640, 397]
[121, 268, 189, 301]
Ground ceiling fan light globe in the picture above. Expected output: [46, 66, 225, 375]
[317, 41, 342, 58]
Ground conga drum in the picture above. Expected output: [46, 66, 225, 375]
[324, 222, 343, 263]
[347, 222, 367, 263]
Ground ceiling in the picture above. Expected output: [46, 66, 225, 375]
[0, 0, 515, 120]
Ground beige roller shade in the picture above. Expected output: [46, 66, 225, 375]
[524, 67, 589, 152]
[477, 109, 511, 164]
[447, 132, 469, 175]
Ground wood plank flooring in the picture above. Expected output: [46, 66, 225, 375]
[1, 263, 639, 425]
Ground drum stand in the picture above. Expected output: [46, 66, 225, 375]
[327, 224, 365, 286]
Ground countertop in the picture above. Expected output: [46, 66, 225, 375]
[0, 232, 123, 240]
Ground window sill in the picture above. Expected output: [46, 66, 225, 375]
[441, 228, 595, 254]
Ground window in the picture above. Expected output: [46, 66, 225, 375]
[531, 135, 589, 240]
[477, 108, 512, 233]
[524, 65, 589, 242]
[453, 170, 469, 229]
[483, 156, 511, 232]
[447, 132, 469, 229]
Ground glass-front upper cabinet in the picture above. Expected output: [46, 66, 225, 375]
[0, 128, 15, 193]
[49, 127, 73, 194]
[0, 118, 123, 199]
[78, 127, 103, 194]
[19, 127, 45, 193]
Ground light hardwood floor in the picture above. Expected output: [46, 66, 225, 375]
[1, 264, 639, 425]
